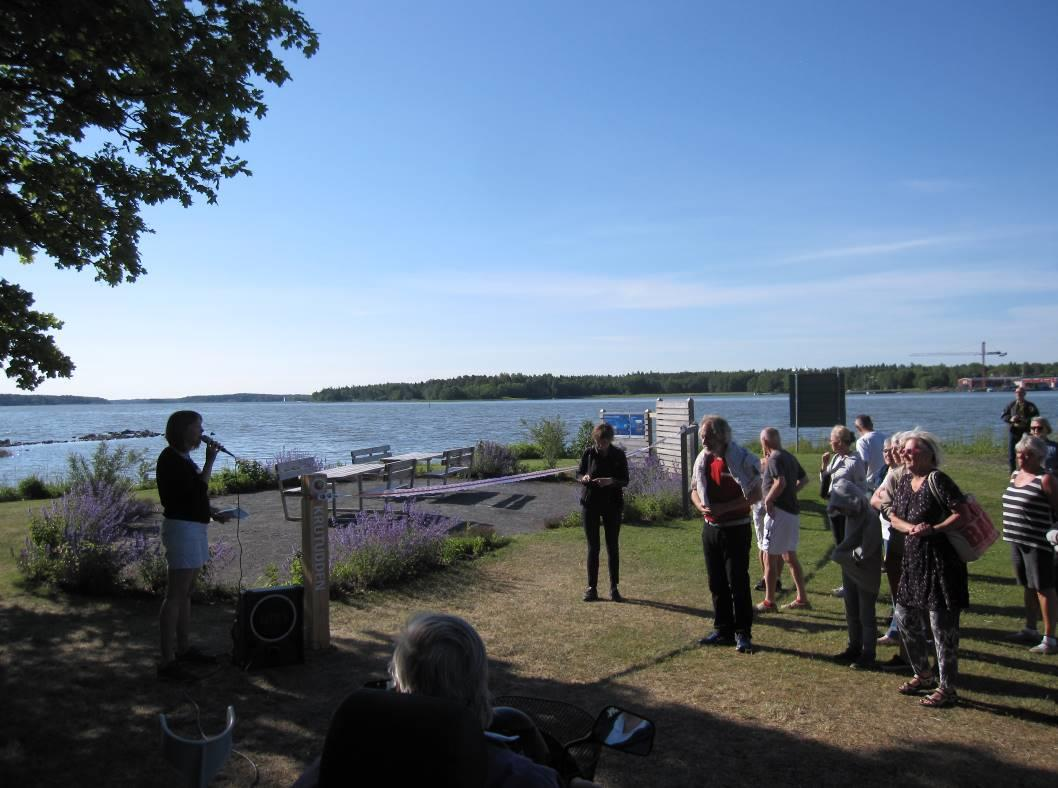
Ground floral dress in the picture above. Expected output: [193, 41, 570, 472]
[893, 470, 969, 611]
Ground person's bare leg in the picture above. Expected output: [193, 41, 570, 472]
[1038, 588, 1057, 638]
[1025, 587, 1040, 631]
[784, 551, 808, 602]
[160, 568, 197, 663]
[763, 554, 782, 606]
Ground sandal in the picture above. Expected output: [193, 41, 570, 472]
[920, 688, 958, 708]
[782, 598, 811, 610]
[897, 675, 937, 696]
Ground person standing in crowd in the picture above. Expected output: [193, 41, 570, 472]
[756, 427, 810, 612]
[871, 432, 911, 666]
[1001, 435, 1058, 654]
[889, 430, 972, 708]
[820, 425, 866, 597]
[829, 477, 883, 670]
[1029, 417, 1058, 473]
[854, 414, 888, 491]
[692, 415, 762, 654]
[1002, 387, 1039, 472]
[577, 422, 629, 603]
[156, 410, 229, 681]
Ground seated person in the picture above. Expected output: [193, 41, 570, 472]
[389, 612, 573, 788]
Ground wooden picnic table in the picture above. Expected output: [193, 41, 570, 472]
[322, 461, 386, 483]
[382, 451, 443, 471]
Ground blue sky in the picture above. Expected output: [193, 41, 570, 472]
[5, 0, 1057, 398]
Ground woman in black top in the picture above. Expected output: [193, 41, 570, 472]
[156, 410, 226, 680]
[577, 422, 629, 602]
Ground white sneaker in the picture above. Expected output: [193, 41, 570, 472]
[1028, 638, 1057, 655]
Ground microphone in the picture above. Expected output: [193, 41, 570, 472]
[202, 433, 237, 458]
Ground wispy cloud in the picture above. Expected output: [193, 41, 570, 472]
[900, 178, 967, 194]
[781, 235, 970, 263]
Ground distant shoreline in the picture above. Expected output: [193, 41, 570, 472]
[0, 386, 1035, 407]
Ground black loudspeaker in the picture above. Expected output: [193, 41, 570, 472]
[232, 585, 304, 669]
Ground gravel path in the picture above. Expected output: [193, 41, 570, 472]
[141, 479, 582, 586]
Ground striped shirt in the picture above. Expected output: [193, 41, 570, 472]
[1001, 475, 1054, 550]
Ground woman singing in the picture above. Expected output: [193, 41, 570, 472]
[577, 422, 629, 603]
[156, 410, 227, 681]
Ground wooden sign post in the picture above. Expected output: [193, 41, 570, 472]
[300, 473, 331, 649]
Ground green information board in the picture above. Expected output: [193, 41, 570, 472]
[789, 371, 846, 428]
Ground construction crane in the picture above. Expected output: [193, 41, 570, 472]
[911, 341, 1007, 391]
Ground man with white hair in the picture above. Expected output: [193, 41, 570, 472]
[691, 415, 763, 654]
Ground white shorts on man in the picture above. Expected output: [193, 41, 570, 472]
[761, 507, 800, 555]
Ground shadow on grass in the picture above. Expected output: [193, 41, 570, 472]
[491, 663, 1058, 788]
[2, 585, 1056, 788]
[623, 597, 711, 619]
[969, 573, 1019, 587]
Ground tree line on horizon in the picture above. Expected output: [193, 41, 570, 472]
[311, 362, 1058, 402]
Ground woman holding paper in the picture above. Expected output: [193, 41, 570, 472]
[577, 422, 629, 602]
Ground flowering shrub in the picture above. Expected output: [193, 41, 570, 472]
[282, 508, 502, 594]
[624, 455, 683, 523]
[471, 441, 522, 478]
[19, 481, 153, 594]
[66, 441, 148, 493]
[137, 538, 236, 599]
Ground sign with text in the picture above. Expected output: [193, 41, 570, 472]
[300, 473, 331, 649]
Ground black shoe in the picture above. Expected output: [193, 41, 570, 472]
[583, 587, 599, 602]
[880, 653, 910, 671]
[610, 587, 624, 603]
[158, 661, 198, 682]
[776, 579, 784, 593]
[735, 633, 754, 654]
[175, 646, 218, 665]
[850, 655, 879, 671]
[831, 647, 862, 664]
[754, 578, 766, 591]
[699, 631, 735, 646]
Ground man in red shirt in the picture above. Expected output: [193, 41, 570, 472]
[691, 415, 763, 654]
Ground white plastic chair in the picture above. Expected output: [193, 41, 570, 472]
[159, 705, 236, 787]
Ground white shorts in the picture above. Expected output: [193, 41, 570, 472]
[761, 508, 800, 555]
[753, 504, 766, 549]
[161, 518, 210, 570]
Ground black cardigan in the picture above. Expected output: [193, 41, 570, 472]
[157, 446, 211, 524]
[577, 445, 629, 508]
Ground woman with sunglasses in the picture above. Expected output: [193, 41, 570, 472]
[888, 430, 972, 709]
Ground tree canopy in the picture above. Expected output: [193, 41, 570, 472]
[0, 0, 317, 388]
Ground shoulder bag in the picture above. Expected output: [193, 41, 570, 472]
[925, 471, 998, 562]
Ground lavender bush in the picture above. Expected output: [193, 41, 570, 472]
[137, 538, 237, 599]
[19, 481, 153, 594]
[471, 441, 522, 478]
[282, 506, 499, 594]
[624, 455, 683, 523]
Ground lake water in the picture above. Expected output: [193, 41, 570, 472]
[2, 391, 1056, 486]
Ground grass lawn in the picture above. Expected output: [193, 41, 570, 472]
[1, 452, 1057, 786]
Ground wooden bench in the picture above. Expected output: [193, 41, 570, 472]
[275, 457, 336, 521]
[358, 459, 417, 511]
[421, 446, 475, 486]
[350, 445, 391, 465]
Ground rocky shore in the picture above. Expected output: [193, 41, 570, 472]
[0, 429, 161, 448]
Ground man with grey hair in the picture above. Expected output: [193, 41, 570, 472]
[691, 415, 763, 654]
